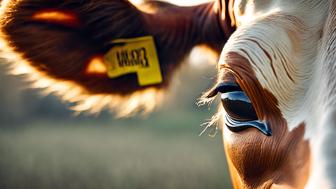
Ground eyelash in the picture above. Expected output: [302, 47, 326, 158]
[198, 83, 239, 137]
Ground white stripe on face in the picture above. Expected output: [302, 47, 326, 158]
[221, 0, 329, 134]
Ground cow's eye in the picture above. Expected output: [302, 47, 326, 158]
[214, 82, 272, 136]
[221, 91, 258, 121]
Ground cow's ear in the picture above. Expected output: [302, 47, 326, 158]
[0, 0, 234, 116]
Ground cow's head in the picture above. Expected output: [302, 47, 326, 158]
[209, 1, 336, 188]
[1, 0, 335, 188]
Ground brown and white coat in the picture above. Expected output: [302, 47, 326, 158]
[0, 0, 335, 188]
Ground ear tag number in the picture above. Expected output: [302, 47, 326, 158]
[104, 36, 162, 86]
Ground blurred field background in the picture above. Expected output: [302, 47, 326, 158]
[0, 0, 233, 188]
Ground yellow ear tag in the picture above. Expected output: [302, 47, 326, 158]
[104, 36, 162, 86]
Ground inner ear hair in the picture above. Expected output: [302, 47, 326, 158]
[0, 0, 235, 115]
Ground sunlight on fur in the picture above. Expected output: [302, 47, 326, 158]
[0, 0, 215, 117]
[130, 0, 212, 6]
[197, 87, 224, 137]
[86, 56, 107, 75]
[130, 0, 213, 14]
[199, 109, 223, 137]
[0, 30, 165, 117]
[0, 0, 169, 117]
[32, 10, 79, 26]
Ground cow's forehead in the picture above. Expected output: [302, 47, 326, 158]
[232, 0, 328, 26]
[233, 0, 276, 25]
[219, 0, 329, 133]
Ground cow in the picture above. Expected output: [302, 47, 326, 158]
[0, 0, 335, 188]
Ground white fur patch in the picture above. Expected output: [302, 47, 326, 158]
[219, 0, 336, 188]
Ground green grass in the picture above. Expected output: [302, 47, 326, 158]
[0, 121, 232, 189]
[0, 60, 233, 189]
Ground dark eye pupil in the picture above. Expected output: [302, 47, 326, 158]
[221, 92, 258, 121]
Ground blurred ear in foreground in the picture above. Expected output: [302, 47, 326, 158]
[0, 0, 232, 116]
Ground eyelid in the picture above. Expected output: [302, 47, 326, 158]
[225, 114, 272, 136]
[206, 82, 242, 98]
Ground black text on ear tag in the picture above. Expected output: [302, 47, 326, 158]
[104, 36, 162, 86]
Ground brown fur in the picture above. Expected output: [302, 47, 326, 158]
[0, 1, 318, 188]
[220, 53, 310, 189]
[0, 0, 234, 95]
